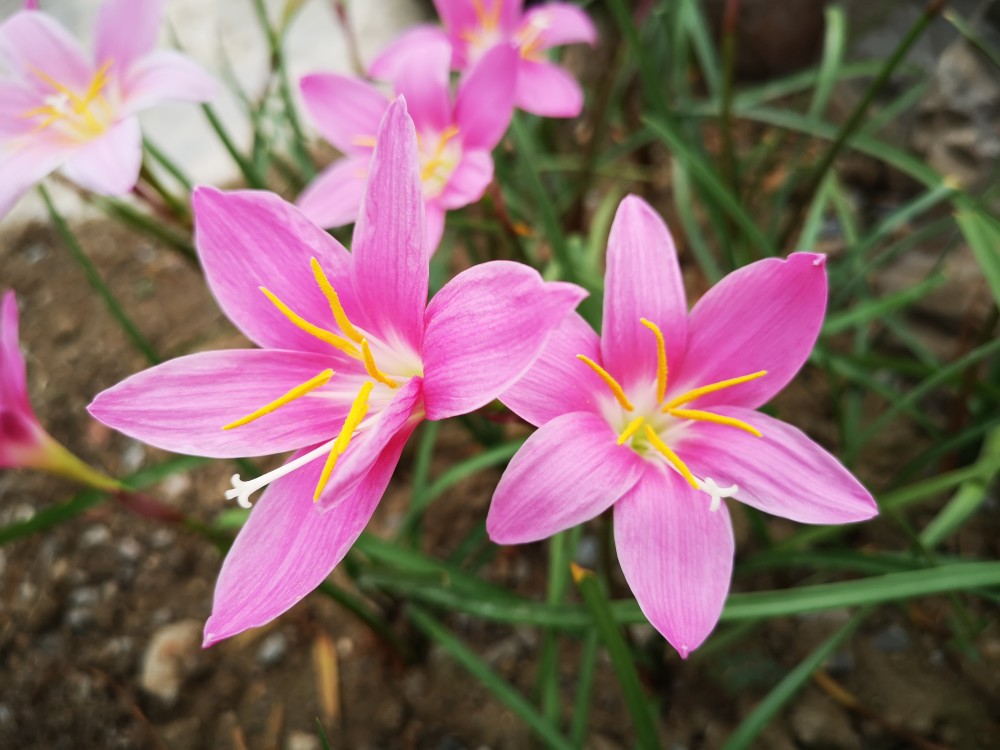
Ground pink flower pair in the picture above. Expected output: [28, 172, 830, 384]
[0, 0, 216, 217]
[91, 98, 586, 645]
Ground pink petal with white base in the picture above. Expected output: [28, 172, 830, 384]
[61, 117, 142, 195]
[500, 312, 603, 427]
[95, 0, 166, 78]
[121, 50, 218, 114]
[521, 4, 597, 49]
[515, 59, 583, 118]
[422, 261, 586, 420]
[454, 43, 518, 150]
[349, 98, 428, 354]
[679, 407, 878, 524]
[203, 423, 414, 646]
[601, 195, 688, 390]
[193, 187, 354, 355]
[614, 467, 734, 658]
[300, 74, 387, 155]
[88, 349, 351, 458]
[488, 411, 645, 544]
[677, 253, 827, 410]
[0, 11, 91, 92]
[296, 155, 368, 229]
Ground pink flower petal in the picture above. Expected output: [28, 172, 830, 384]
[454, 43, 518, 150]
[203, 422, 414, 646]
[0, 11, 92, 93]
[614, 466, 734, 658]
[675, 253, 828, 409]
[521, 4, 597, 50]
[0, 81, 40, 136]
[601, 195, 688, 392]
[0, 138, 70, 219]
[349, 98, 428, 355]
[496, 0, 525, 32]
[60, 117, 142, 195]
[120, 50, 218, 114]
[515, 59, 583, 118]
[299, 74, 387, 155]
[390, 31, 452, 133]
[315, 377, 422, 511]
[438, 150, 493, 210]
[88, 349, 353, 458]
[433, 0, 482, 34]
[0, 290, 29, 413]
[678, 407, 878, 524]
[192, 187, 354, 355]
[296, 155, 368, 229]
[500, 312, 603, 427]
[425, 203, 446, 253]
[369, 26, 451, 80]
[422, 261, 587, 420]
[94, 0, 166, 79]
[488, 411, 645, 544]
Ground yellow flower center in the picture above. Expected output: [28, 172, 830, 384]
[21, 61, 115, 141]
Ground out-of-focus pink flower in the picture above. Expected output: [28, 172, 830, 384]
[1, 290, 120, 490]
[487, 196, 878, 658]
[297, 35, 516, 251]
[0, 0, 218, 217]
[371, 0, 596, 118]
[91, 98, 586, 646]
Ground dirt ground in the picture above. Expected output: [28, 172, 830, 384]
[1, 204, 999, 750]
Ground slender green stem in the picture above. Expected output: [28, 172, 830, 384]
[143, 138, 194, 191]
[90, 195, 198, 264]
[39, 185, 160, 364]
[139, 161, 189, 219]
[202, 102, 266, 188]
[570, 629, 600, 745]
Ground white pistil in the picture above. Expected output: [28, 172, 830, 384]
[45, 92, 71, 114]
[695, 477, 738, 512]
[225, 439, 336, 508]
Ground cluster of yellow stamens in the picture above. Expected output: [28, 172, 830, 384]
[222, 258, 405, 504]
[513, 12, 550, 61]
[21, 61, 114, 139]
[577, 318, 765, 491]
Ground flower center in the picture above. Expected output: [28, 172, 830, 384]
[577, 317, 766, 510]
[418, 126, 462, 199]
[221, 258, 422, 508]
[461, 0, 505, 63]
[513, 12, 550, 61]
[21, 61, 115, 141]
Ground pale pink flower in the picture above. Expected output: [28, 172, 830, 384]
[90, 99, 586, 645]
[487, 196, 878, 657]
[371, 0, 597, 118]
[297, 34, 516, 251]
[1, 290, 119, 490]
[0, 0, 217, 217]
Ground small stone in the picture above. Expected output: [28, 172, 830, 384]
[160, 473, 191, 500]
[79, 524, 112, 548]
[117, 536, 143, 562]
[872, 623, 911, 653]
[150, 528, 177, 549]
[826, 648, 855, 675]
[256, 632, 288, 667]
[121, 441, 146, 473]
[139, 619, 203, 705]
[65, 606, 96, 631]
[575, 534, 599, 568]
[285, 731, 321, 750]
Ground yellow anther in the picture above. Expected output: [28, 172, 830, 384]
[361, 339, 400, 389]
[668, 408, 762, 437]
[662, 370, 767, 411]
[576, 355, 634, 411]
[473, 0, 502, 30]
[420, 125, 462, 183]
[222, 369, 334, 430]
[643, 424, 698, 489]
[314, 381, 374, 501]
[617, 416, 645, 446]
[260, 287, 361, 360]
[640, 318, 668, 404]
[310, 257, 364, 344]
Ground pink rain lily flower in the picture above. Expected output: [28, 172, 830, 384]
[90, 98, 586, 646]
[0, 0, 218, 217]
[1, 290, 119, 490]
[298, 33, 516, 250]
[487, 196, 878, 657]
[371, 0, 597, 118]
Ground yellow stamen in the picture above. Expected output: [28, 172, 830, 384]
[662, 370, 768, 411]
[473, 0, 502, 30]
[351, 135, 377, 148]
[643, 424, 698, 488]
[617, 416, 645, 446]
[222, 369, 334, 430]
[420, 125, 461, 182]
[361, 340, 400, 388]
[640, 318, 668, 404]
[314, 381, 374, 500]
[260, 287, 361, 359]
[310, 257, 363, 344]
[668, 408, 762, 437]
[576, 355, 634, 411]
